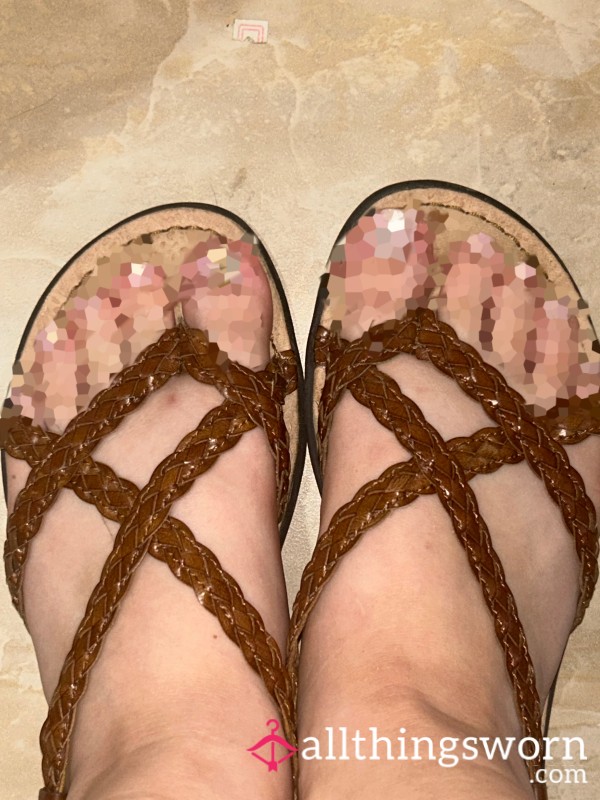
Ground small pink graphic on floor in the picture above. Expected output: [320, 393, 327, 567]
[248, 719, 298, 772]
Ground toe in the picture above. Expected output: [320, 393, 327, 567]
[180, 235, 273, 370]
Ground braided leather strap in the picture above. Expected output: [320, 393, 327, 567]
[2, 320, 298, 797]
[289, 306, 599, 792]
[317, 309, 599, 619]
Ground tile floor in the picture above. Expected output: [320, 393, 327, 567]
[1, 1, 598, 797]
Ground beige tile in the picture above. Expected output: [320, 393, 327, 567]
[1, 1, 599, 797]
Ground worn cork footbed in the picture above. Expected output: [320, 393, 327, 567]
[301, 185, 600, 791]
[5, 205, 304, 540]
[311, 184, 599, 464]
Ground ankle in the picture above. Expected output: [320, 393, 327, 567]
[298, 705, 534, 800]
[69, 725, 291, 800]
[68, 736, 207, 800]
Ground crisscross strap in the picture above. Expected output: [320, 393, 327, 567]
[288, 306, 599, 792]
[317, 309, 599, 619]
[2, 320, 298, 798]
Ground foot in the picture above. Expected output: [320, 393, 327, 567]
[6, 227, 291, 800]
[299, 203, 600, 799]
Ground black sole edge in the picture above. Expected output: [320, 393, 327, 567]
[304, 179, 597, 766]
[305, 178, 599, 494]
[1, 202, 307, 548]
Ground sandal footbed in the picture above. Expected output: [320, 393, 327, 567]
[307, 181, 599, 487]
[2, 204, 306, 543]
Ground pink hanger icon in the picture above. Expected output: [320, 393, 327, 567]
[247, 719, 298, 772]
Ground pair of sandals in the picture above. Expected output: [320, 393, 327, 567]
[1, 181, 599, 800]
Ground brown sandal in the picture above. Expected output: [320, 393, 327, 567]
[287, 181, 600, 799]
[1, 204, 305, 799]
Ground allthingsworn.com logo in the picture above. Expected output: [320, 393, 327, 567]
[247, 724, 588, 786]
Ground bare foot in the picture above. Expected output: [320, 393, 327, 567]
[299, 200, 600, 800]
[5, 224, 291, 800]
